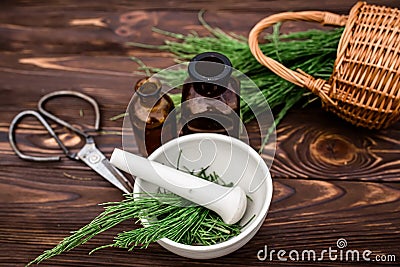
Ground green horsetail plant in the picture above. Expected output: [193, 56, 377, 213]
[126, 11, 343, 150]
[27, 165, 243, 266]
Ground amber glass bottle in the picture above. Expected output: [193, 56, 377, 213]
[180, 52, 240, 137]
[129, 77, 177, 156]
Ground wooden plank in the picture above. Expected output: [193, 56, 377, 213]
[0, 173, 398, 266]
[2, 103, 400, 182]
[1, 1, 398, 56]
[1, 0, 398, 13]
[269, 107, 400, 181]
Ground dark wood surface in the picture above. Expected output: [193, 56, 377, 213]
[0, 1, 399, 266]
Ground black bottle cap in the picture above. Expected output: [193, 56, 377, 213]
[188, 52, 232, 85]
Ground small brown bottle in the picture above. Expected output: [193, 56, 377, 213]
[129, 77, 177, 156]
[180, 52, 240, 137]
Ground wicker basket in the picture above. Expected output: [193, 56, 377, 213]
[249, 1, 400, 129]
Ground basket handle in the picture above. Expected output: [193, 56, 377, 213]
[248, 10, 348, 106]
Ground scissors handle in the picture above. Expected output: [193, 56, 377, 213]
[38, 90, 101, 138]
[9, 110, 72, 161]
[9, 91, 131, 193]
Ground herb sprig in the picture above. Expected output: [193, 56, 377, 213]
[28, 166, 242, 266]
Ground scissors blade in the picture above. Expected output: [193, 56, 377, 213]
[77, 143, 133, 194]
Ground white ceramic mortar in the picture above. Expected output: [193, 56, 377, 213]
[133, 133, 273, 259]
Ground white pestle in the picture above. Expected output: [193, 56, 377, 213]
[110, 148, 247, 225]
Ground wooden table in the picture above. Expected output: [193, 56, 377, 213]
[1, 1, 399, 266]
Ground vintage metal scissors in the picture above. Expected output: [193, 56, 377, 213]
[9, 90, 133, 194]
